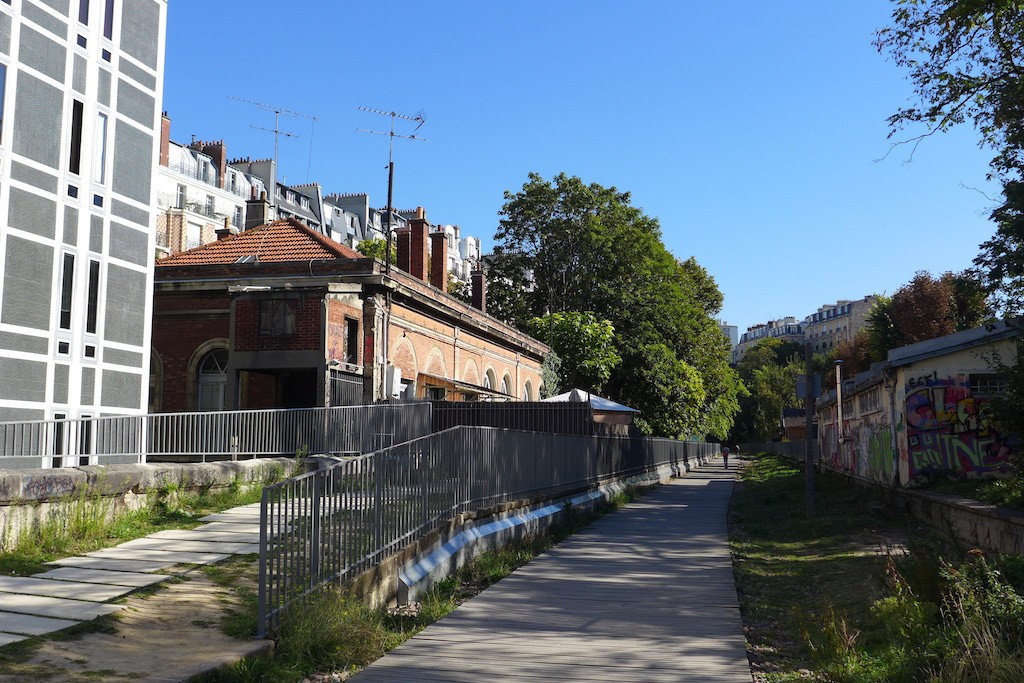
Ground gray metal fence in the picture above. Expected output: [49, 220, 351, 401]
[0, 404, 433, 469]
[257, 428, 716, 637]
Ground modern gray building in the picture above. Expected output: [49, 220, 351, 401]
[0, 0, 167, 423]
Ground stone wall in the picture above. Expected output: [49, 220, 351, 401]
[0, 458, 294, 551]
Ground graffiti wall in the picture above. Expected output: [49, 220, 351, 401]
[819, 415, 894, 483]
[904, 374, 1013, 479]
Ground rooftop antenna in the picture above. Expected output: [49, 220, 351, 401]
[358, 107, 426, 401]
[229, 96, 318, 177]
[357, 107, 426, 279]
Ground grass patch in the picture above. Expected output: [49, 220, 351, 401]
[0, 473, 286, 577]
[928, 474, 1024, 513]
[733, 452, 1024, 682]
[195, 484, 647, 682]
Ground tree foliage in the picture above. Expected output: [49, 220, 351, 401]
[489, 172, 742, 440]
[525, 312, 620, 394]
[876, 1, 1024, 310]
[730, 338, 801, 443]
[868, 271, 989, 354]
[356, 238, 396, 265]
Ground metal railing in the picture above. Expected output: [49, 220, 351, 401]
[0, 404, 433, 469]
[257, 427, 716, 636]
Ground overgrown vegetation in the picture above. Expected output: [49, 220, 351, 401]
[0, 468, 286, 577]
[732, 452, 1024, 682]
[196, 486, 642, 683]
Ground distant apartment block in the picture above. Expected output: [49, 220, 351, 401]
[0, 0, 167, 424]
[804, 295, 879, 353]
[731, 317, 804, 364]
[718, 322, 738, 350]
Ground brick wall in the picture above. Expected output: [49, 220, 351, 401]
[234, 296, 322, 352]
[152, 291, 231, 412]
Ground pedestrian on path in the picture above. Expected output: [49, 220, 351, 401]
[722, 446, 730, 468]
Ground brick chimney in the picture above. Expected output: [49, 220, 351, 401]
[216, 216, 238, 240]
[191, 139, 227, 189]
[245, 191, 272, 230]
[408, 217, 429, 281]
[395, 227, 411, 274]
[471, 267, 486, 313]
[429, 230, 448, 292]
[159, 112, 171, 167]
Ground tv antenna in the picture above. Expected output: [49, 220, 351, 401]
[357, 107, 426, 278]
[229, 96, 318, 176]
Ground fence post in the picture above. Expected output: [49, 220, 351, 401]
[310, 471, 322, 586]
[420, 439, 429, 530]
[257, 487, 270, 639]
[373, 452, 384, 555]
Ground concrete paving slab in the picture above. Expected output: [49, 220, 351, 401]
[192, 521, 262, 534]
[0, 593, 124, 620]
[34, 567, 170, 588]
[0, 611, 80, 636]
[148, 528, 261, 543]
[355, 465, 752, 682]
[85, 547, 229, 565]
[48, 555, 175, 573]
[114, 537, 258, 554]
[0, 576, 130, 603]
[0, 631, 27, 646]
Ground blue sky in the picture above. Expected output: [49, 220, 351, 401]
[163, 1, 999, 334]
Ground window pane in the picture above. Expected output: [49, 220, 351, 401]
[86, 260, 100, 334]
[69, 100, 84, 175]
[0, 64, 7, 144]
[79, 0, 90, 24]
[60, 253, 75, 330]
[93, 112, 107, 184]
[103, 0, 114, 39]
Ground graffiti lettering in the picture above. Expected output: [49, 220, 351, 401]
[906, 376, 1012, 479]
[22, 474, 75, 499]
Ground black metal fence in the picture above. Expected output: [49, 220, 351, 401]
[431, 401, 594, 435]
[257, 428, 717, 637]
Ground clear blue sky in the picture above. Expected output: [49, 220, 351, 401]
[163, 1, 999, 334]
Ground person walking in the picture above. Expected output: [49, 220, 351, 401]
[722, 446, 730, 468]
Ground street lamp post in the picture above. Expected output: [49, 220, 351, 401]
[834, 360, 844, 454]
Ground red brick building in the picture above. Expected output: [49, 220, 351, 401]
[151, 217, 547, 412]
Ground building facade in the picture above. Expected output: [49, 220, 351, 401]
[0, 0, 166, 423]
[731, 317, 804, 363]
[151, 218, 546, 413]
[816, 323, 1017, 485]
[803, 295, 879, 354]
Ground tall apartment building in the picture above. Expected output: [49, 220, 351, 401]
[0, 0, 166, 423]
[804, 295, 879, 354]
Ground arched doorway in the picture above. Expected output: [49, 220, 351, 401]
[197, 349, 228, 411]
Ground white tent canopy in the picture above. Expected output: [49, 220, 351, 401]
[541, 388, 640, 413]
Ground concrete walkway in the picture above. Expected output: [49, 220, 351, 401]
[0, 503, 262, 646]
[355, 461, 751, 682]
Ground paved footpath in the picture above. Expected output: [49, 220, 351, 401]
[0, 502, 262, 646]
[356, 461, 752, 682]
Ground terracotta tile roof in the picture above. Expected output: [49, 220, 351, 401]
[155, 218, 365, 267]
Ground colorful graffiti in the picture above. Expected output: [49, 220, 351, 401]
[905, 376, 1013, 479]
[820, 418, 894, 482]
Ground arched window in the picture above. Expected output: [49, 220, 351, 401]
[197, 349, 228, 411]
[484, 368, 496, 390]
[522, 380, 533, 402]
[500, 374, 511, 396]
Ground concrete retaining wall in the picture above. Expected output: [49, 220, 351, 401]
[0, 458, 296, 550]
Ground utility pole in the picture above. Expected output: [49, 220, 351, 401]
[804, 342, 815, 517]
[357, 107, 426, 400]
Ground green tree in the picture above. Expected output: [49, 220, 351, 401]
[872, 271, 989, 350]
[356, 238, 396, 265]
[876, 1, 1024, 310]
[730, 338, 802, 443]
[875, 0, 1024, 180]
[526, 312, 620, 394]
[490, 172, 742, 439]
